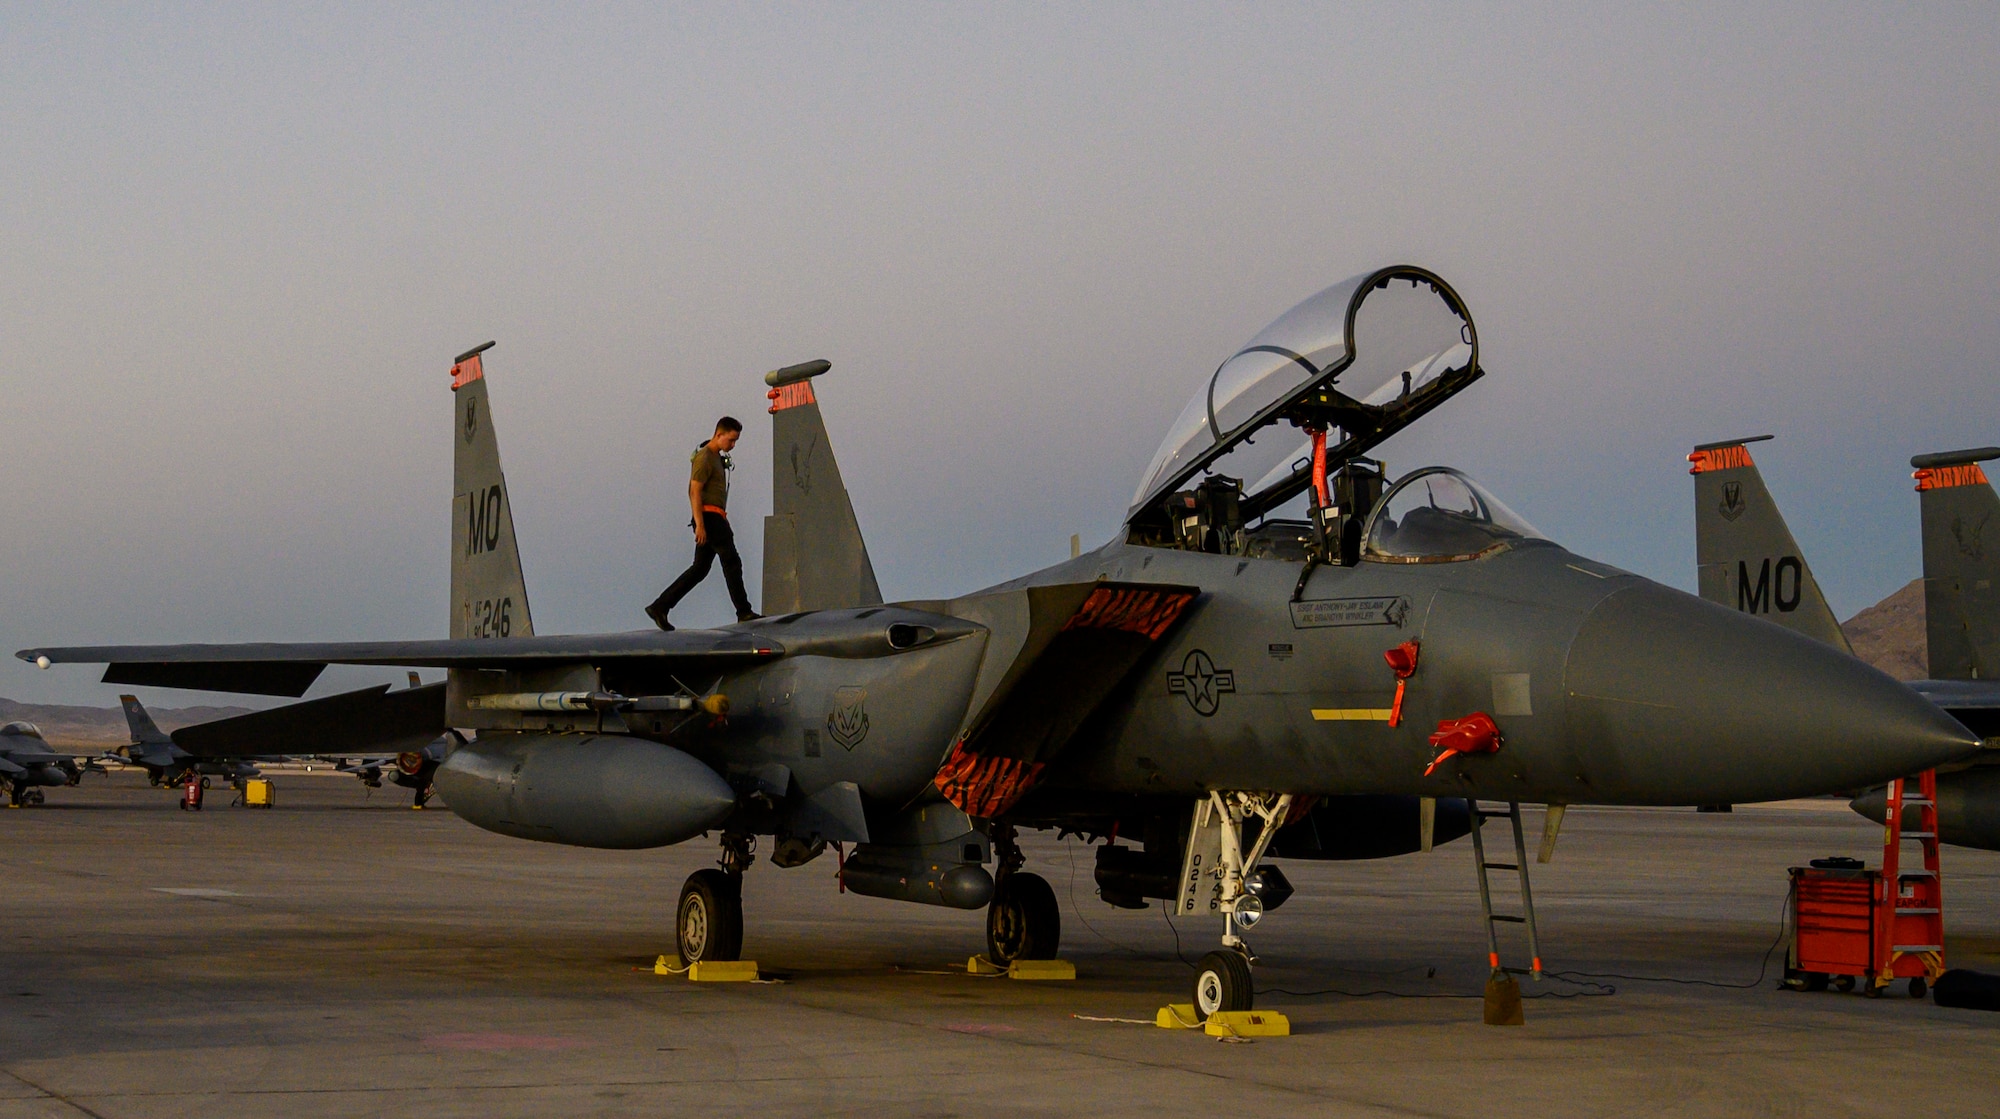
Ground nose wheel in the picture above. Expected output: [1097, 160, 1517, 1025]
[1194, 949, 1254, 1019]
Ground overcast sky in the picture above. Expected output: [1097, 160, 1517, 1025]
[4, 3, 1996, 707]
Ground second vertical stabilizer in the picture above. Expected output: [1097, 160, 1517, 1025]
[762, 360, 883, 615]
[1914, 447, 2000, 680]
[1689, 436, 1851, 653]
[449, 343, 535, 640]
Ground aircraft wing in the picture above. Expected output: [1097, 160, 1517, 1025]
[17, 629, 784, 697]
[0, 744, 81, 767]
[169, 683, 450, 756]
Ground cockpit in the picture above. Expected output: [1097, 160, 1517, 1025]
[1126, 265, 1505, 566]
[1361, 468, 1547, 562]
[1, 721, 44, 739]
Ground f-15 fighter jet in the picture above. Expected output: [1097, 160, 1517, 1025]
[1687, 436, 2000, 848]
[24, 267, 1976, 1018]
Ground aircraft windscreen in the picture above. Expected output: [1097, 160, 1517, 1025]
[1362, 468, 1547, 562]
[1131, 270, 1474, 516]
[1, 721, 43, 738]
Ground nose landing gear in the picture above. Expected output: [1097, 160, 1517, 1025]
[1179, 791, 1293, 1019]
[677, 832, 753, 964]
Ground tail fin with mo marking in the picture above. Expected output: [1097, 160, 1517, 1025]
[449, 343, 534, 640]
[761, 360, 883, 615]
[1914, 447, 2000, 680]
[1688, 435, 1851, 653]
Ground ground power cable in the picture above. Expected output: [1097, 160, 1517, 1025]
[1545, 883, 1796, 992]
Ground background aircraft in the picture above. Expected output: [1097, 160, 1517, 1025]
[0, 721, 92, 806]
[116, 694, 263, 788]
[24, 270, 1975, 1019]
[1687, 436, 2000, 848]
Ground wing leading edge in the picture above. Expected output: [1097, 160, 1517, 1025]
[17, 629, 785, 697]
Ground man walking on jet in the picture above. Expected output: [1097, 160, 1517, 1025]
[646, 416, 758, 631]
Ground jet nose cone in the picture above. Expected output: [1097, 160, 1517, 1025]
[1564, 584, 1978, 803]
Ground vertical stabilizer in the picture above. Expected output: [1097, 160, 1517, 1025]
[119, 694, 172, 746]
[1913, 447, 2000, 680]
[1689, 436, 1851, 652]
[761, 360, 883, 614]
[448, 343, 535, 640]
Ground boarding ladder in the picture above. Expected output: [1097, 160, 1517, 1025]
[1468, 801, 1542, 980]
[1875, 770, 1944, 991]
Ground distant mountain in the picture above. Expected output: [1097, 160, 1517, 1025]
[0, 697, 254, 748]
[1843, 578, 1927, 681]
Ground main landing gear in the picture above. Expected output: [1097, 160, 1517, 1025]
[985, 824, 1061, 965]
[677, 832, 752, 963]
[1183, 791, 1293, 1020]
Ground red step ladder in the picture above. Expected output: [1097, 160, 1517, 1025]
[1874, 770, 1945, 995]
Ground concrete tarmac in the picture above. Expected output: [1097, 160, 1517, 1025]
[3, 771, 1995, 1118]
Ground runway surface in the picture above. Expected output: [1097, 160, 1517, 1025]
[3, 771, 1995, 1117]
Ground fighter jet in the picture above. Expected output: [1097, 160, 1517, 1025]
[0, 721, 89, 806]
[115, 694, 265, 788]
[1687, 436, 2000, 848]
[23, 269, 1977, 1020]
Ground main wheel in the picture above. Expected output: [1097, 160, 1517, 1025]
[1193, 950, 1254, 1020]
[986, 872, 1060, 964]
[676, 869, 743, 964]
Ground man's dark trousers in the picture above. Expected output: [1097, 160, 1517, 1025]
[651, 511, 754, 619]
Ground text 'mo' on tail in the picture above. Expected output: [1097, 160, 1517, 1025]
[1914, 446, 2000, 680]
[449, 343, 535, 640]
[761, 360, 883, 614]
[1688, 435, 1851, 652]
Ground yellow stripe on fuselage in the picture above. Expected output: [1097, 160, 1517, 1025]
[1311, 708, 1394, 721]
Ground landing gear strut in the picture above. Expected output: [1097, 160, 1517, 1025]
[677, 832, 753, 963]
[985, 823, 1060, 965]
[1180, 791, 1293, 1019]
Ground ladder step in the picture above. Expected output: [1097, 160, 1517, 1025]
[1892, 945, 1942, 953]
[1900, 797, 1933, 806]
[1894, 907, 1941, 915]
[1896, 832, 1938, 839]
[1482, 862, 1519, 871]
[1488, 915, 1525, 924]
[1898, 870, 1937, 878]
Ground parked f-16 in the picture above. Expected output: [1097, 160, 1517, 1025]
[1687, 436, 2000, 848]
[24, 269, 1977, 1019]
[115, 695, 265, 787]
[0, 721, 91, 806]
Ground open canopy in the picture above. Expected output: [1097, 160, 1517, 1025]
[1129, 266, 1478, 521]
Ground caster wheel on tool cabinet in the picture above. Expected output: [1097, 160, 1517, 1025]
[1804, 972, 1830, 992]
[1194, 950, 1254, 1021]
[677, 869, 743, 964]
[1834, 975, 1855, 993]
[986, 872, 1060, 964]
[1909, 977, 1927, 1000]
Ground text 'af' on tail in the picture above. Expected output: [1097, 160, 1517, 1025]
[761, 359, 883, 615]
[1689, 435, 1851, 653]
[449, 342, 534, 640]
[1914, 446, 2000, 680]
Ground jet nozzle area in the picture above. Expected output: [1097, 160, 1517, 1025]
[1563, 584, 1979, 804]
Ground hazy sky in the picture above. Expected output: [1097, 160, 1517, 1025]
[4, 3, 1997, 706]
